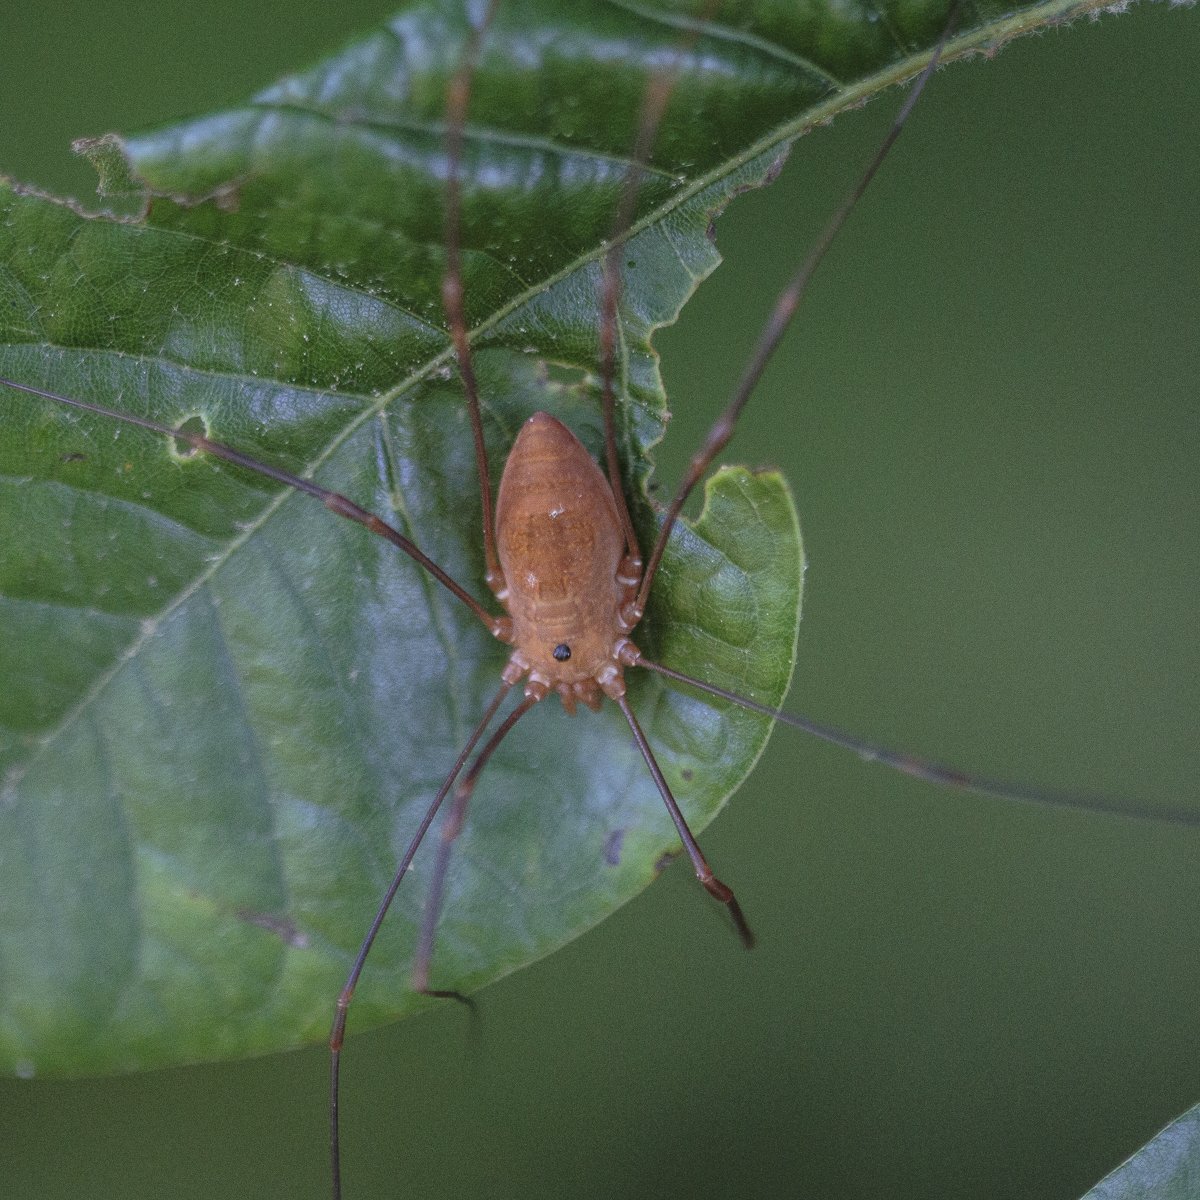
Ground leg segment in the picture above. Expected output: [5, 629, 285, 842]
[329, 680, 512, 1200]
[409, 690, 542, 996]
[632, 8, 962, 617]
[615, 694, 754, 949]
[441, 0, 505, 591]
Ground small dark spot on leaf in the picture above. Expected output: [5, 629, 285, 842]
[604, 828, 626, 866]
[680, 767, 693, 782]
[235, 908, 309, 948]
[654, 849, 680, 876]
[212, 182, 242, 213]
[59, 451, 87, 464]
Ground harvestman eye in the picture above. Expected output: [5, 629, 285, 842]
[553, 644, 571, 662]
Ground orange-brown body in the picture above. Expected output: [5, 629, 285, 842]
[493, 412, 641, 712]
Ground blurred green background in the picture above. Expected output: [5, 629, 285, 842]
[0, 3, 1197, 1199]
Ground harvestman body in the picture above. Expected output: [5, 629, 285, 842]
[493, 411, 639, 712]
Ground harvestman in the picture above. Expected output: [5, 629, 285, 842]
[0, 3, 1193, 1197]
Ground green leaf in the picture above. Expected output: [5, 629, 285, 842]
[0, 0, 1117, 1075]
[1080, 1103, 1200, 1199]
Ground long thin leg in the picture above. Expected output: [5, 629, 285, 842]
[329, 680, 512, 1200]
[633, 8, 962, 618]
[410, 691, 542, 995]
[636, 656, 1199, 828]
[442, 0, 504, 590]
[614, 693, 754, 949]
[597, 3, 721, 561]
[0, 376, 503, 634]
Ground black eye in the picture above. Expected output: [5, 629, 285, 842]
[552, 643, 571, 662]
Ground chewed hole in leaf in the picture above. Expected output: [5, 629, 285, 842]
[169, 414, 210, 461]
